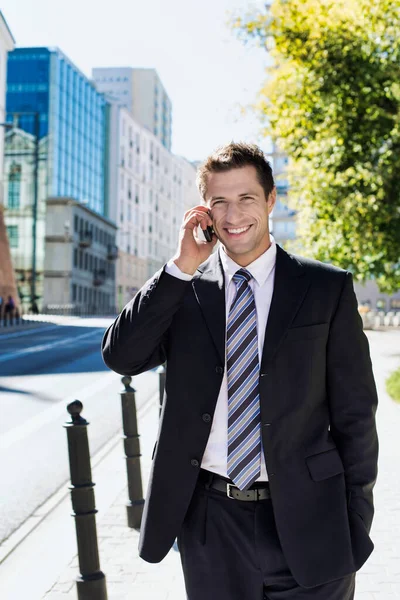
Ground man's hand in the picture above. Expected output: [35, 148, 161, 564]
[173, 205, 218, 275]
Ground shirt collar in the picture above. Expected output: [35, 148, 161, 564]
[219, 235, 277, 289]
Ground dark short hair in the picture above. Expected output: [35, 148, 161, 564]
[196, 142, 275, 201]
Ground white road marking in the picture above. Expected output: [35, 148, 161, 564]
[0, 329, 101, 364]
[0, 325, 60, 342]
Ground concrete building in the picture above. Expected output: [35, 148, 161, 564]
[176, 155, 202, 214]
[93, 67, 172, 151]
[43, 198, 117, 314]
[4, 46, 111, 309]
[0, 10, 16, 307]
[105, 105, 197, 310]
[353, 280, 400, 313]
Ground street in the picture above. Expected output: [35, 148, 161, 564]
[0, 319, 159, 546]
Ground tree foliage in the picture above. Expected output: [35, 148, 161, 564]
[232, 0, 400, 293]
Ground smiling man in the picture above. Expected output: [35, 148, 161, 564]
[102, 142, 378, 600]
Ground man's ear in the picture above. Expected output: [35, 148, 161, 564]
[267, 187, 277, 215]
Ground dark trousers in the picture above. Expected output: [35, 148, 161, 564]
[177, 473, 355, 600]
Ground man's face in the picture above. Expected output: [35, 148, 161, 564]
[205, 165, 276, 266]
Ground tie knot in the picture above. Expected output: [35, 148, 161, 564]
[232, 269, 251, 287]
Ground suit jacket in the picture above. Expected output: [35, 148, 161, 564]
[102, 245, 378, 588]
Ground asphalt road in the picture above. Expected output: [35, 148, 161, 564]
[0, 318, 159, 545]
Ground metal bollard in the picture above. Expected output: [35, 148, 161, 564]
[156, 364, 166, 417]
[64, 400, 107, 600]
[121, 376, 144, 529]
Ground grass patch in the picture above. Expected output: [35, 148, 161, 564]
[386, 368, 400, 403]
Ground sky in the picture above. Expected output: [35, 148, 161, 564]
[1, 0, 269, 162]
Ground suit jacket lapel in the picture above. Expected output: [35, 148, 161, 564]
[192, 252, 226, 364]
[192, 245, 310, 368]
[261, 245, 310, 370]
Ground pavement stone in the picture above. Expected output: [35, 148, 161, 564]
[43, 330, 400, 599]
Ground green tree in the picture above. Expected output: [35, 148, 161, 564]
[232, 0, 400, 293]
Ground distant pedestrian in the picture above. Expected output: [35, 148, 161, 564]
[103, 142, 378, 600]
[5, 295, 15, 315]
[4, 295, 15, 324]
[31, 301, 39, 315]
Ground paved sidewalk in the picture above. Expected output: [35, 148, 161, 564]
[43, 330, 400, 600]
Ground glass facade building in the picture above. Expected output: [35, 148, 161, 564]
[6, 47, 107, 215]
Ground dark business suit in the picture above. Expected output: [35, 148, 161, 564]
[102, 245, 378, 593]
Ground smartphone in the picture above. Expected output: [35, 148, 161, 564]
[203, 225, 214, 242]
[203, 211, 214, 242]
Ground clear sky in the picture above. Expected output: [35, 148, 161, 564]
[1, 0, 268, 162]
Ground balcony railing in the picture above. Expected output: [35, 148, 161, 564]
[107, 245, 119, 261]
[93, 268, 106, 287]
[79, 230, 93, 248]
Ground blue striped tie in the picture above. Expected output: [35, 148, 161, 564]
[227, 269, 261, 490]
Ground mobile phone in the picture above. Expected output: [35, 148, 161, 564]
[203, 225, 214, 242]
[203, 211, 214, 242]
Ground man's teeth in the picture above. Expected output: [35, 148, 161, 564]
[227, 226, 250, 234]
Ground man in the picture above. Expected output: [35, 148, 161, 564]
[102, 143, 378, 599]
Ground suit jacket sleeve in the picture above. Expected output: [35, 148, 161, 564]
[327, 272, 378, 532]
[102, 267, 191, 376]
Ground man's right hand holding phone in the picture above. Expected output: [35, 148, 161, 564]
[173, 205, 218, 275]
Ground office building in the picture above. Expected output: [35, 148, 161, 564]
[107, 104, 197, 310]
[4, 46, 110, 309]
[7, 47, 108, 214]
[43, 198, 117, 314]
[93, 67, 172, 151]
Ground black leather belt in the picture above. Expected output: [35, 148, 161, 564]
[199, 470, 271, 502]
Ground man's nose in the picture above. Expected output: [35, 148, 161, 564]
[224, 203, 243, 223]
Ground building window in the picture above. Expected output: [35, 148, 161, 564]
[8, 164, 22, 209]
[73, 248, 78, 267]
[72, 284, 77, 302]
[6, 225, 19, 248]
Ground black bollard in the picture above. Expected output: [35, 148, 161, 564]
[120, 376, 144, 529]
[156, 364, 166, 417]
[64, 400, 107, 600]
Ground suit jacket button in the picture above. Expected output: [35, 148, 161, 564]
[202, 413, 211, 423]
[191, 459, 200, 467]
[215, 366, 223, 374]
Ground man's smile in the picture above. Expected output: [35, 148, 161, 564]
[223, 225, 253, 238]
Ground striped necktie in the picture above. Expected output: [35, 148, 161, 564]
[227, 269, 261, 490]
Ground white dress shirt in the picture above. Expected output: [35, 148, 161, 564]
[165, 237, 277, 481]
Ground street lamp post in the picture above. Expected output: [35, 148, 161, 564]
[30, 112, 40, 309]
[4, 112, 40, 309]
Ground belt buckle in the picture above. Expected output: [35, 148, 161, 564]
[226, 483, 235, 499]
